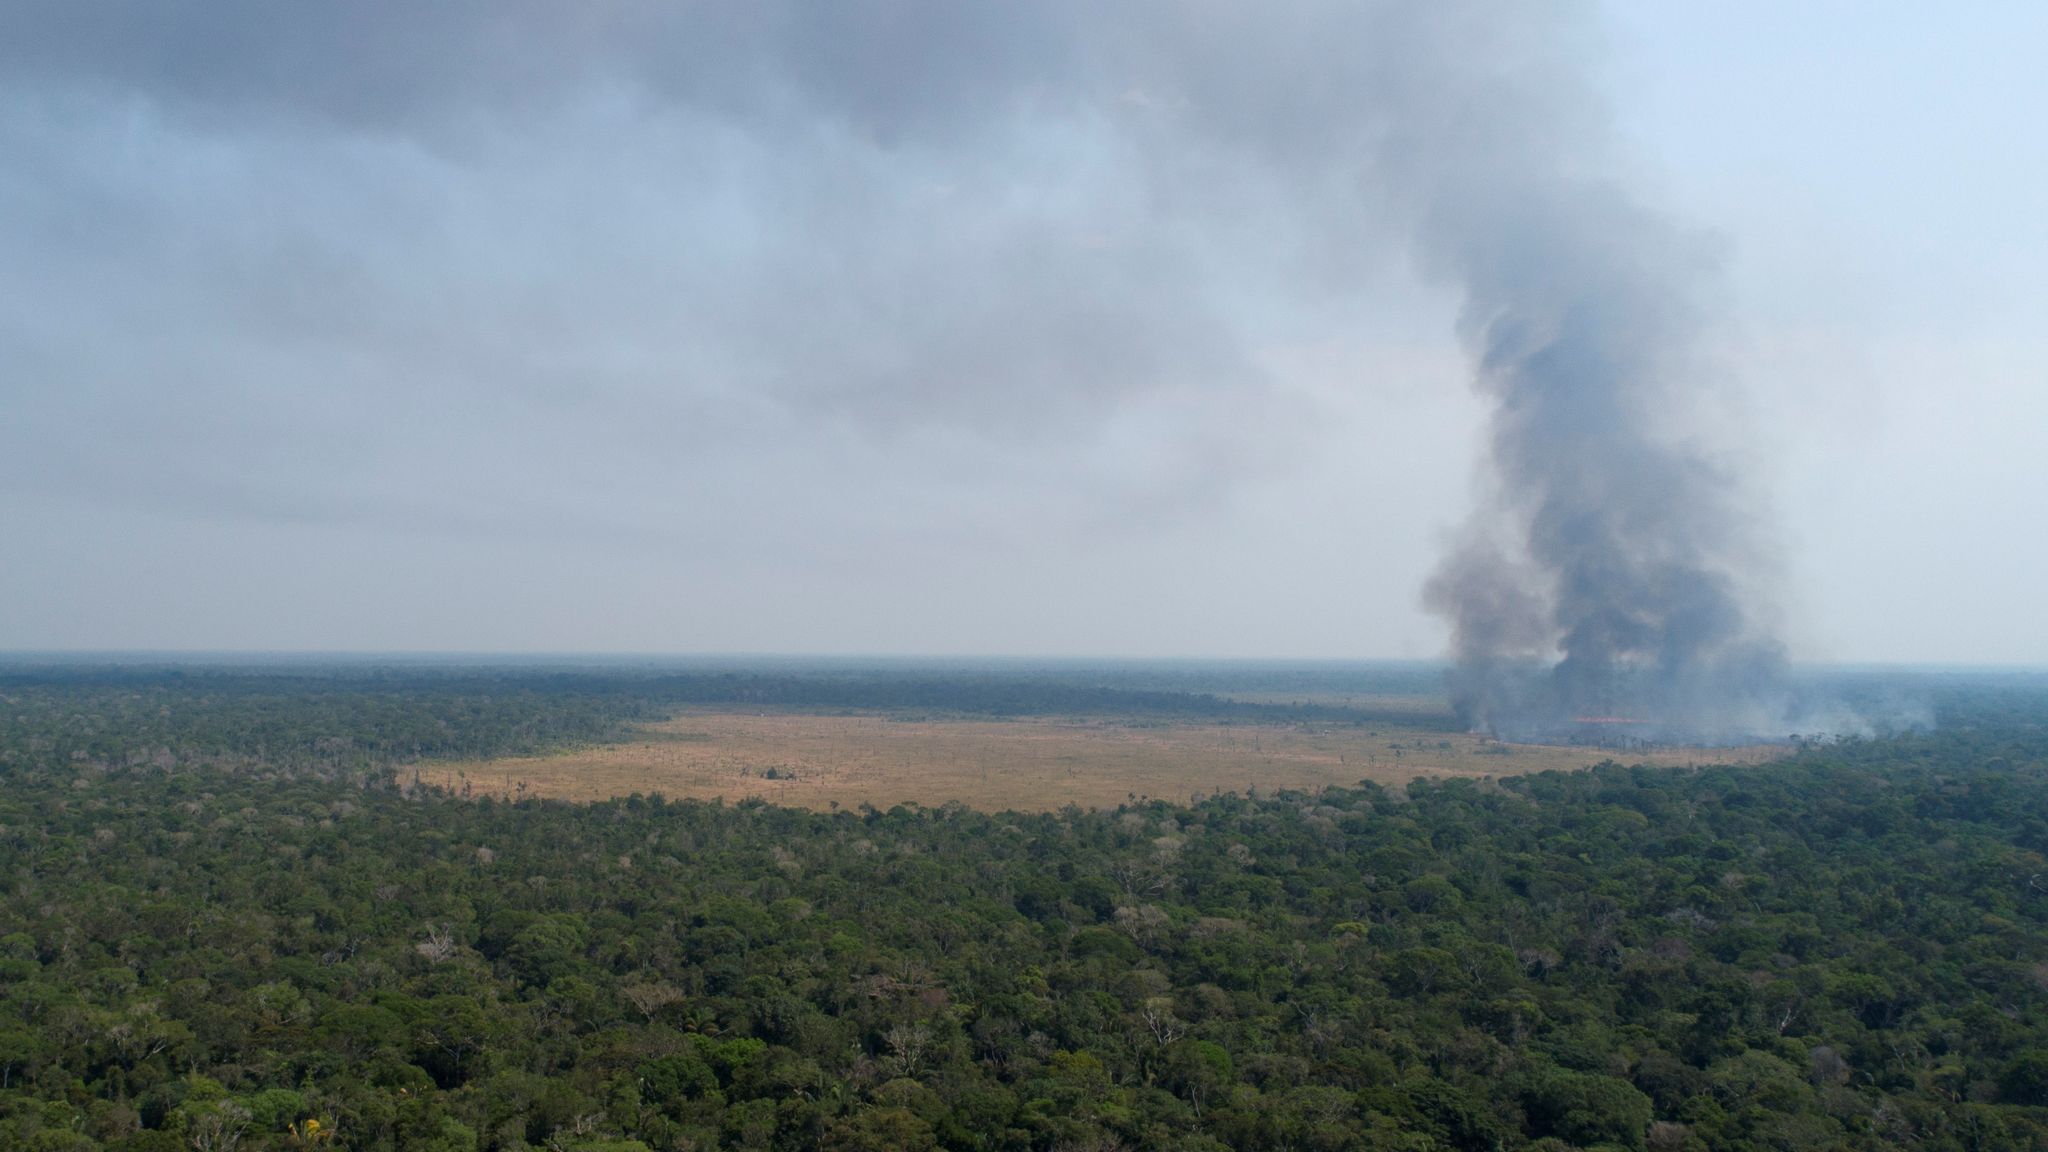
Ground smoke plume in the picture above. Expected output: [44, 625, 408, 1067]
[1396, 29, 1796, 743]
[1408, 170, 1793, 738]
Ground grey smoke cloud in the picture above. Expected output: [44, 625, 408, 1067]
[1414, 149, 1790, 736]
[14, 1, 2027, 672]
[0, 2, 1516, 532]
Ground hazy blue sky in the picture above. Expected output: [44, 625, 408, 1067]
[3, 2, 2042, 662]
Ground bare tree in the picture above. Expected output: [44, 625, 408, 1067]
[545, 1113, 605, 1152]
[188, 1103, 251, 1152]
[1108, 859, 1170, 899]
[1112, 904, 1170, 946]
[884, 1021, 933, 1079]
[1138, 998, 1185, 1048]
[414, 924, 459, 965]
[621, 979, 686, 1023]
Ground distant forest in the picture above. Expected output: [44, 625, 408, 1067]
[1, 664, 2046, 1150]
[0, 664, 1464, 777]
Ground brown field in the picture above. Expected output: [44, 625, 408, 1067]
[420, 709, 1782, 812]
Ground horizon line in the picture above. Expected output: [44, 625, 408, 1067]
[1, 649, 2043, 674]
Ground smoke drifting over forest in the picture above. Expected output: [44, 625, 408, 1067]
[1402, 59, 1793, 742]
[0, 3, 1788, 727]
[1378, 17, 1836, 743]
[9, 2, 2019, 685]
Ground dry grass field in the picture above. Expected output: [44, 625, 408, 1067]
[420, 709, 1781, 811]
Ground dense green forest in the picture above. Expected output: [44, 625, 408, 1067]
[2, 665, 2046, 1150]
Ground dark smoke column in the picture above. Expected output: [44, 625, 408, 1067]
[1399, 35, 1789, 744]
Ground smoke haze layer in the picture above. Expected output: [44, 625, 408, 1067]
[6, 1, 1947, 690]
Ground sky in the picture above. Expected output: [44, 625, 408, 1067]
[2, 1, 2043, 662]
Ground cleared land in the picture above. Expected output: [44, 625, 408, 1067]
[421, 709, 1780, 811]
